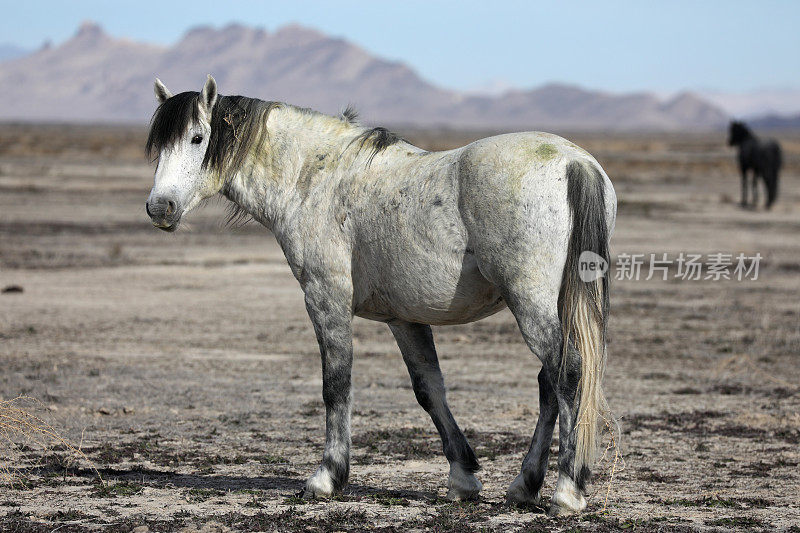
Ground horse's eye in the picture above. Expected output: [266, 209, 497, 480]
[191, 135, 203, 144]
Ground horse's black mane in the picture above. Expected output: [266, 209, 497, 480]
[146, 91, 280, 174]
[351, 127, 402, 166]
[205, 95, 281, 174]
[340, 104, 359, 124]
[145, 91, 200, 161]
[146, 93, 400, 173]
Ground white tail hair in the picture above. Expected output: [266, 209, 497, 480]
[560, 160, 612, 485]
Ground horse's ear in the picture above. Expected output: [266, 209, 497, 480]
[200, 74, 218, 114]
[154, 78, 172, 104]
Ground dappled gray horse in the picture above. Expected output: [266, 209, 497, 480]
[145, 76, 616, 515]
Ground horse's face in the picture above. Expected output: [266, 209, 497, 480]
[146, 76, 220, 232]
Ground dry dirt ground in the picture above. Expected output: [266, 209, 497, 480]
[1, 124, 799, 532]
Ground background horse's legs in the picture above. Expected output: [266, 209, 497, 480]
[752, 173, 760, 208]
[740, 167, 749, 207]
[507, 367, 558, 506]
[388, 320, 482, 501]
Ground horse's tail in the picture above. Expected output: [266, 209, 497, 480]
[559, 160, 613, 485]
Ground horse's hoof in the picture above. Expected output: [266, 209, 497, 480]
[303, 468, 337, 499]
[446, 463, 482, 501]
[301, 488, 326, 500]
[549, 476, 587, 515]
[446, 487, 480, 501]
[548, 503, 581, 516]
[505, 474, 542, 507]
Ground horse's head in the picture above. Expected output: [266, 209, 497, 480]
[728, 120, 751, 147]
[145, 76, 220, 231]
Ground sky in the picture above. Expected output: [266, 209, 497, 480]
[1, 0, 799, 95]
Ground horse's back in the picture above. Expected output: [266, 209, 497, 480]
[741, 137, 783, 175]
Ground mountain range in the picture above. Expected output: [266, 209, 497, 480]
[0, 21, 733, 130]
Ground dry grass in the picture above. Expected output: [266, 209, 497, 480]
[0, 396, 100, 487]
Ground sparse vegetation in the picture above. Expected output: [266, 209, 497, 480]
[0, 396, 99, 488]
[371, 493, 410, 506]
[186, 487, 225, 502]
[92, 481, 144, 498]
[706, 516, 768, 528]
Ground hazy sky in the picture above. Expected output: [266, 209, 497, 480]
[2, 0, 798, 94]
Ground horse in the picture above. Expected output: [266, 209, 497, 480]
[728, 121, 782, 209]
[144, 75, 617, 515]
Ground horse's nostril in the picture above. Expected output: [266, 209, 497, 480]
[145, 202, 153, 218]
[166, 200, 176, 216]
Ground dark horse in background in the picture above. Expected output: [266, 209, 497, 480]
[728, 121, 782, 209]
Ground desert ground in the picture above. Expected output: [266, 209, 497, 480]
[1, 123, 799, 532]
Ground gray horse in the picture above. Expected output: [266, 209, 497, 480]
[145, 76, 617, 515]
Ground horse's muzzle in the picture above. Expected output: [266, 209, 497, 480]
[146, 196, 181, 232]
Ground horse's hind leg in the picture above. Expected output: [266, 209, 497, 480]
[739, 167, 750, 207]
[752, 173, 760, 208]
[507, 367, 558, 506]
[389, 320, 482, 500]
[501, 287, 587, 515]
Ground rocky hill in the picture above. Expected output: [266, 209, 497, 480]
[0, 21, 729, 130]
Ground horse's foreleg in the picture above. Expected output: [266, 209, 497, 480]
[507, 367, 558, 507]
[302, 283, 354, 499]
[388, 320, 481, 501]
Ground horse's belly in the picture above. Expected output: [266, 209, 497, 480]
[354, 255, 506, 326]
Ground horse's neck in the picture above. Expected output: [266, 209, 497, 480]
[224, 108, 357, 235]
